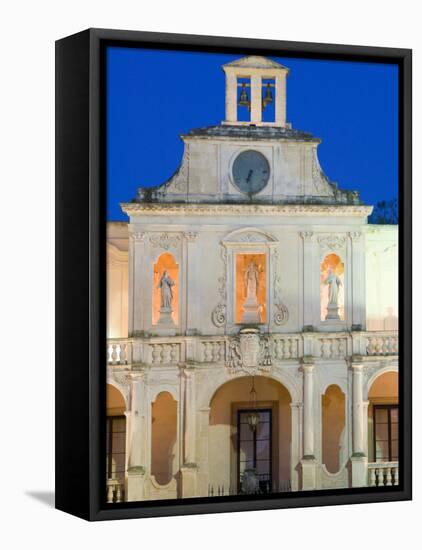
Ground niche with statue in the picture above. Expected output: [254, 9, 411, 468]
[320, 253, 345, 321]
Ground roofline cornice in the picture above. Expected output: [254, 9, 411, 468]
[121, 203, 373, 218]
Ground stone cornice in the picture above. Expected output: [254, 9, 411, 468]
[121, 203, 373, 218]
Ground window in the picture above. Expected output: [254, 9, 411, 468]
[373, 405, 399, 462]
[237, 409, 272, 492]
[106, 416, 126, 481]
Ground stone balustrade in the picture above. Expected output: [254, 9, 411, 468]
[106, 478, 124, 503]
[107, 339, 132, 365]
[366, 333, 399, 356]
[107, 330, 398, 368]
[368, 462, 399, 487]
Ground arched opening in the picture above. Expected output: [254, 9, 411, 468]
[320, 253, 344, 321]
[106, 384, 127, 494]
[209, 376, 291, 494]
[321, 384, 345, 473]
[368, 371, 398, 463]
[151, 391, 178, 485]
[152, 253, 179, 326]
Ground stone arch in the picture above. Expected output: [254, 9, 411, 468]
[366, 368, 399, 463]
[364, 365, 398, 401]
[106, 381, 128, 413]
[205, 369, 300, 409]
[208, 373, 294, 493]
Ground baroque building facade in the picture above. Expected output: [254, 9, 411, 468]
[106, 56, 399, 503]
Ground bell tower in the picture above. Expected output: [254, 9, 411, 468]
[222, 56, 289, 127]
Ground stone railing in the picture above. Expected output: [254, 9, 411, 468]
[106, 478, 124, 503]
[366, 332, 399, 356]
[368, 462, 399, 487]
[107, 330, 398, 367]
[107, 339, 132, 365]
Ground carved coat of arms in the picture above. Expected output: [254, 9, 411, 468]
[227, 328, 272, 375]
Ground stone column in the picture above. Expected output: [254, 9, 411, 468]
[350, 360, 368, 487]
[300, 232, 316, 330]
[300, 360, 317, 490]
[275, 73, 286, 127]
[225, 71, 237, 123]
[126, 372, 148, 501]
[250, 74, 262, 124]
[180, 366, 198, 497]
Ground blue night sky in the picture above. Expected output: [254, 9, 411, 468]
[106, 47, 398, 221]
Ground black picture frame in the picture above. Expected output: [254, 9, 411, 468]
[55, 28, 412, 521]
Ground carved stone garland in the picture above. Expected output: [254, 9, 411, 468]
[211, 245, 227, 328]
[272, 249, 289, 326]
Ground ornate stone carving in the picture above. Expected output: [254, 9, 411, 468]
[272, 249, 289, 326]
[317, 234, 347, 250]
[211, 245, 227, 328]
[300, 231, 314, 242]
[130, 231, 146, 242]
[226, 328, 272, 375]
[184, 231, 198, 242]
[237, 232, 269, 243]
[349, 231, 362, 241]
[149, 232, 182, 251]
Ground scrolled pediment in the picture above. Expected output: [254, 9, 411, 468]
[222, 227, 278, 245]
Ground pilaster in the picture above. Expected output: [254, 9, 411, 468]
[300, 231, 316, 330]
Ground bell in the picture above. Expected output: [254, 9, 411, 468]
[238, 84, 250, 107]
[263, 83, 273, 108]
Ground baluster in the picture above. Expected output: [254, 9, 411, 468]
[111, 344, 118, 365]
[386, 467, 392, 486]
[107, 345, 112, 364]
[152, 344, 160, 364]
[377, 468, 385, 486]
[116, 484, 122, 502]
[107, 483, 114, 503]
[382, 337, 388, 356]
[284, 339, 291, 359]
[212, 342, 219, 362]
[366, 337, 373, 355]
[162, 344, 171, 364]
[170, 343, 178, 363]
[119, 343, 127, 364]
[394, 467, 399, 486]
[369, 468, 377, 486]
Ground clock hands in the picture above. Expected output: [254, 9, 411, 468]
[246, 169, 253, 183]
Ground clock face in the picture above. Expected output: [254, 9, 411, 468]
[232, 150, 270, 195]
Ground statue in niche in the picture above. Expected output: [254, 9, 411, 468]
[323, 268, 342, 320]
[324, 268, 342, 306]
[244, 261, 259, 305]
[157, 270, 175, 311]
[241, 260, 261, 324]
